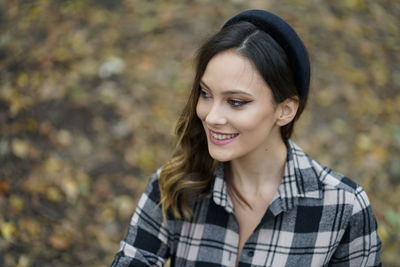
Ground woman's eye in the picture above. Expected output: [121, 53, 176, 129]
[228, 99, 251, 107]
[199, 88, 211, 98]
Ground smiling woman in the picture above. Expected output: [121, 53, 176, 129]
[196, 50, 293, 163]
[111, 10, 381, 267]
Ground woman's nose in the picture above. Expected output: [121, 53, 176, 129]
[205, 103, 227, 126]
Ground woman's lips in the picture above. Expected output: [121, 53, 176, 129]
[208, 129, 239, 145]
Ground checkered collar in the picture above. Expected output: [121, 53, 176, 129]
[211, 140, 323, 215]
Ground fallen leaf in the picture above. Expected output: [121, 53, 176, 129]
[0, 180, 11, 194]
[1, 221, 17, 241]
[48, 232, 71, 250]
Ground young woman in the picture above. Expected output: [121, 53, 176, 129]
[111, 10, 381, 267]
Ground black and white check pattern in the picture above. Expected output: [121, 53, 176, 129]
[111, 141, 381, 266]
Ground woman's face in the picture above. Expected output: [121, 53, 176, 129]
[196, 50, 284, 162]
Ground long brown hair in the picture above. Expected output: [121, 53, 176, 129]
[159, 21, 308, 220]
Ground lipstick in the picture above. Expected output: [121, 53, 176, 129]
[208, 129, 239, 145]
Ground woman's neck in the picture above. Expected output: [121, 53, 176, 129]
[228, 139, 287, 196]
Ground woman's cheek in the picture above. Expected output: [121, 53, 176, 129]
[196, 100, 207, 120]
[234, 110, 262, 128]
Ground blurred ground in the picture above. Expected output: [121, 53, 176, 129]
[0, 0, 399, 266]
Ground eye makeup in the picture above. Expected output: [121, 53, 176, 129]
[199, 80, 254, 108]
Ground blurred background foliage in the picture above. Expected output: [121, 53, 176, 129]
[0, 0, 399, 266]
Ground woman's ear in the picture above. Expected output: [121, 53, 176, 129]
[276, 98, 299, 126]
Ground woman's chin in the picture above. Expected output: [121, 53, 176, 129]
[208, 149, 236, 162]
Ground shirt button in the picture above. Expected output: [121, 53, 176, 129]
[247, 250, 254, 257]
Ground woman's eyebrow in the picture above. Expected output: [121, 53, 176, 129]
[200, 80, 254, 97]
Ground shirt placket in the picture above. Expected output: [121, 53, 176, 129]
[235, 208, 279, 267]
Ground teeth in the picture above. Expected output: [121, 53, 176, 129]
[211, 132, 237, 140]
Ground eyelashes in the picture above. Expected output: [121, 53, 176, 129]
[199, 88, 212, 98]
[227, 99, 251, 107]
[199, 88, 252, 108]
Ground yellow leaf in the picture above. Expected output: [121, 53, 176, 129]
[12, 139, 30, 158]
[378, 223, 388, 243]
[10, 195, 24, 211]
[114, 195, 135, 219]
[47, 186, 63, 202]
[17, 254, 30, 267]
[1, 221, 16, 241]
[343, 0, 367, 10]
[16, 73, 28, 88]
[356, 134, 373, 151]
[44, 157, 63, 174]
[20, 218, 41, 238]
[371, 146, 389, 163]
[62, 178, 79, 203]
[8, 91, 32, 116]
[98, 206, 115, 223]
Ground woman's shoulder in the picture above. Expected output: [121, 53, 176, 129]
[289, 140, 370, 204]
[307, 153, 374, 217]
[137, 167, 163, 205]
[308, 154, 363, 195]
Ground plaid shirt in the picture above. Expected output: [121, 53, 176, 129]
[111, 141, 381, 267]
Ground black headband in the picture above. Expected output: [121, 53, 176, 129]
[222, 10, 310, 98]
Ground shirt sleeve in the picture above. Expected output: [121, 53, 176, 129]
[329, 186, 382, 267]
[110, 169, 171, 267]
